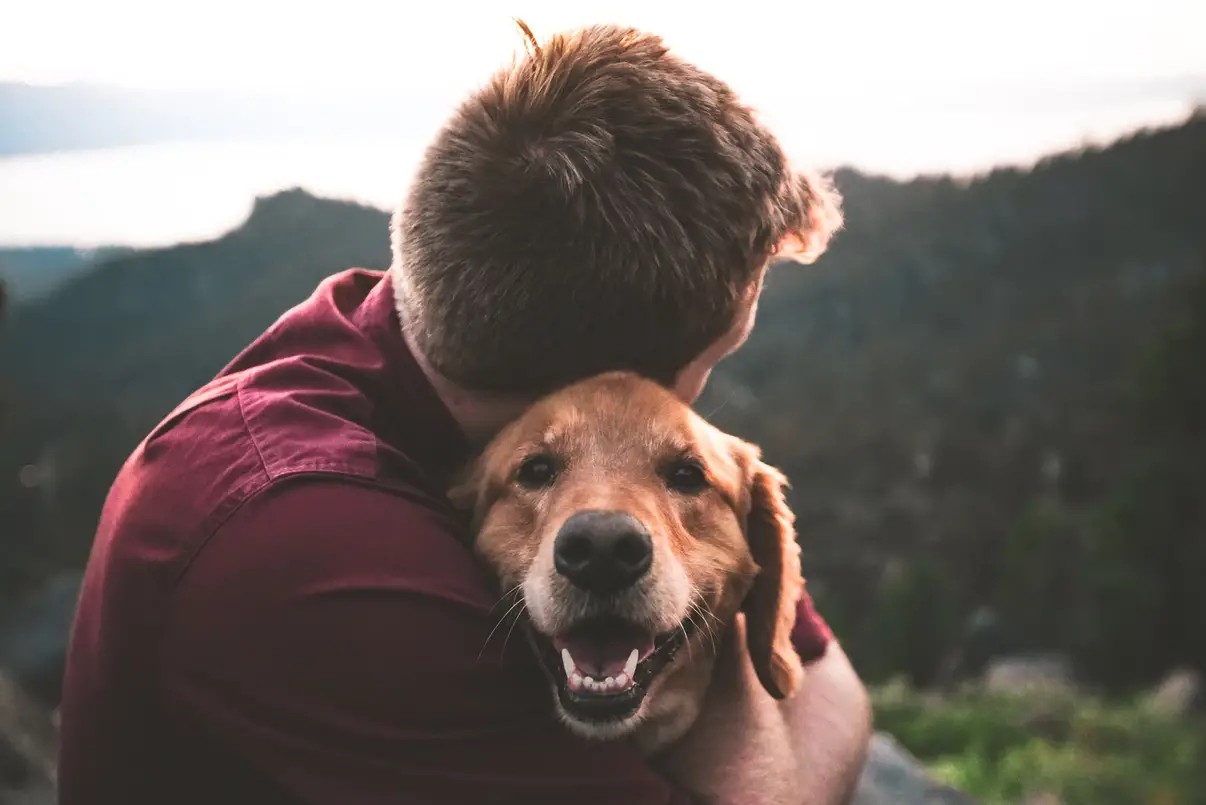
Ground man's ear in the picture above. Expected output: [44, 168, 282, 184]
[737, 444, 806, 700]
[773, 169, 844, 265]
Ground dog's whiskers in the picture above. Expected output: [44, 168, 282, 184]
[699, 389, 736, 422]
[490, 583, 524, 612]
[478, 588, 527, 661]
[677, 618, 694, 661]
[500, 600, 529, 656]
[688, 602, 720, 655]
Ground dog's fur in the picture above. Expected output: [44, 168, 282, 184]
[450, 371, 805, 753]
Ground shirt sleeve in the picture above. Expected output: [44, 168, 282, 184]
[791, 586, 834, 665]
[159, 477, 696, 805]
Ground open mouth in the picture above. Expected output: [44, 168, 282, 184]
[529, 615, 695, 725]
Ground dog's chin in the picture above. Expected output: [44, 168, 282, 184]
[527, 613, 696, 741]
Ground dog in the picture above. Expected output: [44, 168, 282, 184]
[450, 371, 806, 753]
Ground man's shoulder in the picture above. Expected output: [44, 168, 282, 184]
[127, 352, 439, 521]
[192, 475, 498, 615]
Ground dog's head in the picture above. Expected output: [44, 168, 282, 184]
[450, 371, 805, 740]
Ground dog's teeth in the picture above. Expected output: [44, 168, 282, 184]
[604, 676, 616, 690]
[624, 649, 639, 678]
[615, 672, 629, 688]
[561, 648, 575, 678]
[570, 672, 583, 690]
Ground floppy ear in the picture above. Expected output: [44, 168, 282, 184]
[447, 459, 486, 526]
[741, 454, 806, 700]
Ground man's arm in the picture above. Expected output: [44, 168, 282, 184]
[158, 478, 696, 804]
[655, 609, 872, 805]
[782, 641, 873, 805]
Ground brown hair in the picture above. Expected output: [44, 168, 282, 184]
[391, 22, 842, 394]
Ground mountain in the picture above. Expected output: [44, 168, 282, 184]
[695, 111, 1206, 687]
[2, 113, 1204, 691]
[2, 188, 390, 425]
[0, 247, 128, 305]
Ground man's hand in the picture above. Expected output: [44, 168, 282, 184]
[653, 614, 872, 805]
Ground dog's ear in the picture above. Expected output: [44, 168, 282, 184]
[447, 459, 486, 525]
[736, 443, 806, 700]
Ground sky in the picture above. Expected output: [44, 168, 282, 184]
[5, 0, 1205, 170]
[2, 0, 1205, 247]
[5, 0, 1204, 98]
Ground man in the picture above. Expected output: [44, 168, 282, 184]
[58, 23, 871, 805]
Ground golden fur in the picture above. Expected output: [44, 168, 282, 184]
[450, 371, 804, 752]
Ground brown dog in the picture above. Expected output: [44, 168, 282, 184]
[450, 371, 805, 753]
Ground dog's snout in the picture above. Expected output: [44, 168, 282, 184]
[553, 510, 653, 593]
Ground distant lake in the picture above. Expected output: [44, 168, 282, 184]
[0, 97, 1196, 249]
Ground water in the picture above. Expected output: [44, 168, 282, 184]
[0, 98, 1195, 249]
[0, 138, 428, 249]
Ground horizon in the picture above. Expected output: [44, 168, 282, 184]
[3, 1, 1206, 247]
[6, 2, 1206, 160]
[0, 108, 1199, 251]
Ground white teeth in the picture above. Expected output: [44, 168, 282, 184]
[566, 671, 637, 693]
[561, 649, 640, 694]
[561, 648, 575, 678]
[624, 649, 639, 678]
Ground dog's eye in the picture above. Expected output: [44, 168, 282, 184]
[516, 454, 558, 489]
[665, 459, 708, 494]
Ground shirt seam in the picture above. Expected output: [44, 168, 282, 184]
[235, 375, 272, 479]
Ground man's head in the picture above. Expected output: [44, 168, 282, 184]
[392, 22, 842, 401]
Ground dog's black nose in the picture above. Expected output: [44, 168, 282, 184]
[554, 510, 653, 593]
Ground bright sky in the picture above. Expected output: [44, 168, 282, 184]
[6, 0, 1204, 97]
[7, 0, 1205, 173]
[2, 0, 1205, 247]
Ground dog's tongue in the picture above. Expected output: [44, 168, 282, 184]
[552, 621, 656, 678]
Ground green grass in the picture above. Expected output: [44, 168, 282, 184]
[871, 681, 1206, 805]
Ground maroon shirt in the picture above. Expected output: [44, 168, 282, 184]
[57, 269, 832, 805]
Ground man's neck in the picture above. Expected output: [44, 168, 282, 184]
[400, 326, 534, 449]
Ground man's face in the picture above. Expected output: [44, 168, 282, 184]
[672, 269, 765, 403]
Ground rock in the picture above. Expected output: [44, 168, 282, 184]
[851, 732, 980, 805]
[1141, 667, 1202, 718]
[0, 784, 57, 805]
[0, 572, 82, 707]
[1021, 795, 1062, 805]
[933, 606, 1021, 690]
[0, 667, 57, 804]
[980, 653, 1076, 698]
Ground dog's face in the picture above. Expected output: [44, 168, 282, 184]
[451, 371, 805, 741]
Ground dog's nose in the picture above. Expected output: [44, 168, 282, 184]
[554, 510, 653, 593]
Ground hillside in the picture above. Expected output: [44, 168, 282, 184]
[696, 112, 1206, 687]
[0, 247, 128, 305]
[0, 189, 392, 585]
[2, 113, 1204, 692]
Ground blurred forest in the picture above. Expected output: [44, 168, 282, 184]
[1, 111, 1204, 706]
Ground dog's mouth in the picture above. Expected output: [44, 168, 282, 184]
[529, 615, 695, 726]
